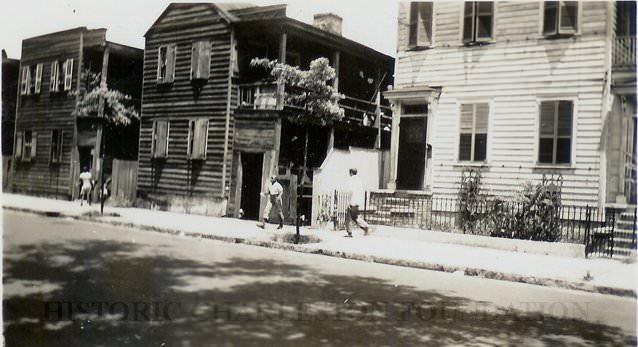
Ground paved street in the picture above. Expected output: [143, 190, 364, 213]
[3, 211, 637, 346]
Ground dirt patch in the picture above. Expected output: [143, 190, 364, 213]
[272, 233, 321, 244]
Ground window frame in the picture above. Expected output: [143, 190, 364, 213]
[187, 118, 209, 160]
[537, 99, 575, 165]
[462, 1, 494, 45]
[63, 58, 74, 91]
[50, 61, 61, 92]
[458, 102, 490, 163]
[50, 129, 64, 164]
[151, 120, 170, 159]
[157, 44, 177, 84]
[408, 2, 435, 49]
[20, 130, 37, 162]
[542, 1, 579, 37]
[20, 65, 31, 95]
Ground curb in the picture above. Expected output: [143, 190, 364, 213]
[4, 206, 636, 298]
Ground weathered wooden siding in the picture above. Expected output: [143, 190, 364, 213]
[395, 2, 611, 206]
[137, 4, 234, 208]
[11, 29, 86, 197]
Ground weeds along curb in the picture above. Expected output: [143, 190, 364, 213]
[4, 206, 636, 299]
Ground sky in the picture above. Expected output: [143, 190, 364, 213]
[0, 0, 399, 59]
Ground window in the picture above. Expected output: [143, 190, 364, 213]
[63, 59, 74, 91]
[151, 120, 169, 158]
[157, 44, 177, 84]
[463, 2, 493, 44]
[543, 2, 578, 36]
[20, 66, 30, 95]
[50, 61, 61, 92]
[187, 119, 209, 160]
[16, 131, 37, 162]
[33, 64, 43, 94]
[539, 100, 573, 164]
[191, 41, 211, 80]
[459, 103, 488, 162]
[409, 2, 433, 47]
[50, 130, 63, 164]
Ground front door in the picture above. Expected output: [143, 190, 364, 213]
[397, 117, 427, 190]
[240, 152, 264, 220]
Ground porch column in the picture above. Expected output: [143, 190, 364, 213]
[387, 104, 400, 190]
[332, 50, 340, 91]
[276, 31, 287, 110]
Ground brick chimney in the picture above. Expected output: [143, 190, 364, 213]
[313, 13, 342, 36]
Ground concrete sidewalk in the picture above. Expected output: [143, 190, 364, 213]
[2, 193, 636, 297]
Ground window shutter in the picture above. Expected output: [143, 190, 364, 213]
[34, 64, 43, 94]
[417, 2, 433, 46]
[476, 2, 493, 41]
[30, 132, 37, 161]
[544, 2, 558, 35]
[475, 103, 489, 133]
[14, 132, 23, 158]
[539, 101, 556, 136]
[165, 45, 176, 83]
[199, 41, 211, 79]
[190, 43, 200, 80]
[50, 61, 59, 92]
[153, 120, 169, 158]
[64, 59, 74, 91]
[196, 119, 208, 159]
[408, 2, 419, 47]
[463, 2, 475, 43]
[20, 66, 30, 95]
[560, 1, 578, 33]
[157, 46, 166, 82]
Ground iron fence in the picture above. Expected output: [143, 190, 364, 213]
[318, 190, 637, 258]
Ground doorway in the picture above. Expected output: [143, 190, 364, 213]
[397, 117, 427, 190]
[240, 152, 264, 220]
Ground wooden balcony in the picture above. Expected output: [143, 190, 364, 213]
[237, 81, 392, 129]
[613, 36, 636, 69]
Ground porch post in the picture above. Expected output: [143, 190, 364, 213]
[276, 31, 287, 110]
[388, 103, 400, 190]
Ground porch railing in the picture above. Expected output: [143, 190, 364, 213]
[613, 36, 636, 68]
[238, 82, 392, 127]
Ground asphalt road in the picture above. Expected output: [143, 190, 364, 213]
[3, 211, 637, 346]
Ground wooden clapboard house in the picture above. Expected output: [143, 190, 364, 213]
[10, 27, 142, 199]
[138, 3, 394, 220]
[384, 1, 636, 207]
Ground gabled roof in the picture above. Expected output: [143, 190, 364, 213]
[145, 3, 250, 37]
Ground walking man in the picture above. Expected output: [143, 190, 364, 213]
[79, 167, 93, 206]
[346, 168, 369, 237]
[258, 175, 284, 229]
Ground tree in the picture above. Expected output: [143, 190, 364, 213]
[72, 69, 139, 213]
[250, 57, 344, 241]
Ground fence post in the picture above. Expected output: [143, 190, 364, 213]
[584, 205, 591, 258]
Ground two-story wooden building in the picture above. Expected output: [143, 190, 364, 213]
[2, 50, 20, 189]
[385, 1, 636, 208]
[10, 27, 142, 199]
[138, 3, 394, 221]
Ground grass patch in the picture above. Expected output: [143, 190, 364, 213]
[81, 211, 121, 218]
[272, 233, 321, 244]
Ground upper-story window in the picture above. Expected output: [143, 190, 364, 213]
[538, 100, 573, 164]
[191, 41, 211, 80]
[15, 130, 36, 162]
[543, 1, 578, 36]
[20, 64, 43, 95]
[459, 103, 488, 162]
[409, 2, 434, 48]
[463, 2, 493, 44]
[157, 44, 177, 84]
[63, 58, 74, 91]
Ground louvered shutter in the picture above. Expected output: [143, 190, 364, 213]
[196, 119, 208, 159]
[190, 43, 200, 79]
[544, 2, 558, 35]
[463, 2, 475, 43]
[560, 1, 578, 33]
[153, 121, 169, 158]
[34, 64, 43, 94]
[398, 2, 411, 51]
[20, 66, 30, 95]
[30, 132, 37, 161]
[417, 2, 433, 46]
[14, 132, 23, 159]
[50, 61, 59, 92]
[165, 45, 176, 83]
[64, 59, 74, 91]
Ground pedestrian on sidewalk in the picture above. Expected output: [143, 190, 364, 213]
[346, 168, 369, 237]
[257, 175, 284, 230]
[79, 167, 93, 206]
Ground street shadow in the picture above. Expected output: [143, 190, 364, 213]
[3, 239, 636, 347]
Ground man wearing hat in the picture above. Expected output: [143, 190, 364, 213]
[258, 175, 284, 229]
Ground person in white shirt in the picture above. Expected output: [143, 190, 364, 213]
[346, 168, 369, 237]
[79, 167, 93, 206]
[258, 175, 284, 229]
